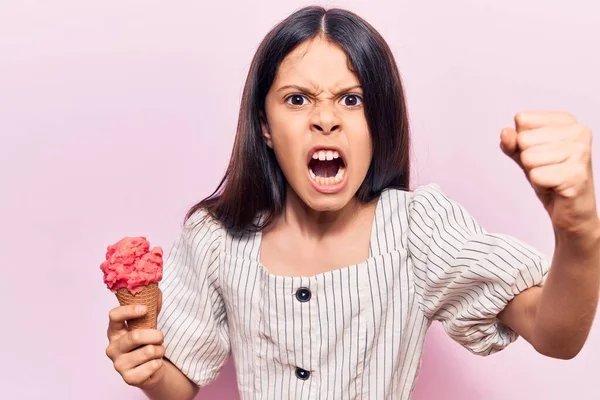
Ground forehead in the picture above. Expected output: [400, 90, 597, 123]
[274, 38, 359, 89]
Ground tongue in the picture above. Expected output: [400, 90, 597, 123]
[310, 160, 340, 177]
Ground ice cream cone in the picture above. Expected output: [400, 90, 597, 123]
[116, 282, 160, 330]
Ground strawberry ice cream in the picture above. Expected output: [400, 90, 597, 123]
[100, 237, 163, 329]
[100, 237, 163, 294]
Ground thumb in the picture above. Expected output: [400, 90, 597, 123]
[500, 127, 517, 156]
[500, 127, 523, 168]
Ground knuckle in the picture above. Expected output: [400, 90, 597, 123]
[576, 123, 588, 131]
[145, 345, 155, 358]
[122, 371, 139, 386]
[514, 112, 526, 125]
[519, 150, 534, 168]
[129, 330, 140, 344]
[148, 359, 158, 370]
[528, 167, 540, 182]
[573, 142, 590, 159]
[516, 132, 529, 149]
[105, 345, 114, 360]
[564, 112, 577, 122]
[151, 359, 162, 370]
[157, 345, 166, 358]
[576, 124, 591, 138]
[113, 358, 125, 373]
[125, 370, 144, 386]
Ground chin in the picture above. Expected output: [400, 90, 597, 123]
[305, 198, 348, 212]
[297, 187, 356, 213]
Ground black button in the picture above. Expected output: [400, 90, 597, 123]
[295, 287, 311, 302]
[295, 367, 310, 380]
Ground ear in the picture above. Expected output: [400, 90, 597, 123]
[260, 113, 273, 149]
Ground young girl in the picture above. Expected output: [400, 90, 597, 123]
[105, 6, 600, 400]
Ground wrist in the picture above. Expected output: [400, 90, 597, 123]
[554, 218, 600, 254]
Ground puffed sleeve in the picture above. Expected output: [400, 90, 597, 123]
[157, 209, 231, 386]
[407, 183, 550, 356]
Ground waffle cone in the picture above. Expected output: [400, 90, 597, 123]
[116, 282, 160, 330]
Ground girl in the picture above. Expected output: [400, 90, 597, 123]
[105, 6, 600, 400]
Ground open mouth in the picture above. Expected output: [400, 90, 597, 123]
[307, 149, 347, 186]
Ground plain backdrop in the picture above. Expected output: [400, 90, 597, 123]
[1, 0, 599, 399]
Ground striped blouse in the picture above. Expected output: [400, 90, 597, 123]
[157, 183, 550, 399]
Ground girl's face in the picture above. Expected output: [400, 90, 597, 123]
[262, 38, 372, 212]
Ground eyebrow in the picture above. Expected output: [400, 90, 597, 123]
[275, 84, 363, 95]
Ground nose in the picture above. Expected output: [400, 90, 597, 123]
[310, 104, 340, 134]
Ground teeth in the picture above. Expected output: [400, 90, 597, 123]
[334, 167, 344, 183]
[308, 149, 346, 186]
[311, 149, 342, 161]
[308, 166, 346, 186]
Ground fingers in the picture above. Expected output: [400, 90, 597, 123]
[527, 160, 584, 198]
[105, 329, 165, 382]
[500, 127, 524, 170]
[106, 329, 163, 361]
[108, 305, 148, 338]
[519, 141, 572, 170]
[514, 111, 577, 132]
[516, 124, 591, 151]
[105, 302, 167, 389]
[119, 329, 165, 354]
[501, 124, 592, 173]
[114, 344, 166, 372]
[121, 358, 164, 387]
[500, 127, 518, 156]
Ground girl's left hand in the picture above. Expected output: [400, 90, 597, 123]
[500, 111, 599, 235]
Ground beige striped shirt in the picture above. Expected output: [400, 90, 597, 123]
[158, 183, 549, 399]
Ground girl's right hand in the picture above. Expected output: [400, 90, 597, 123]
[105, 304, 166, 390]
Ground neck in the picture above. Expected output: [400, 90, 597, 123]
[274, 185, 367, 240]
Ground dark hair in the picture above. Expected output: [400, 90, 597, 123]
[187, 5, 411, 231]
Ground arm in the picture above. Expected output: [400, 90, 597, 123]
[142, 358, 200, 400]
[155, 210, 231, 392]
[498, 111, 600, 359]
[499, 224, 600, 359]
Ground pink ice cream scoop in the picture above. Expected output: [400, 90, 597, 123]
[100, 237, 163, 330]
[100, 237, 163, 294]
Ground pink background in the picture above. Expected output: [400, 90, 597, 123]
[1, 0, 599, 399]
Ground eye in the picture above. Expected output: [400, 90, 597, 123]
[341, 94, 363, 107]
[286, 94, 309, 107]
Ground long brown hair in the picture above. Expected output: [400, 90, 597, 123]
[187, 6, 411, 232]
